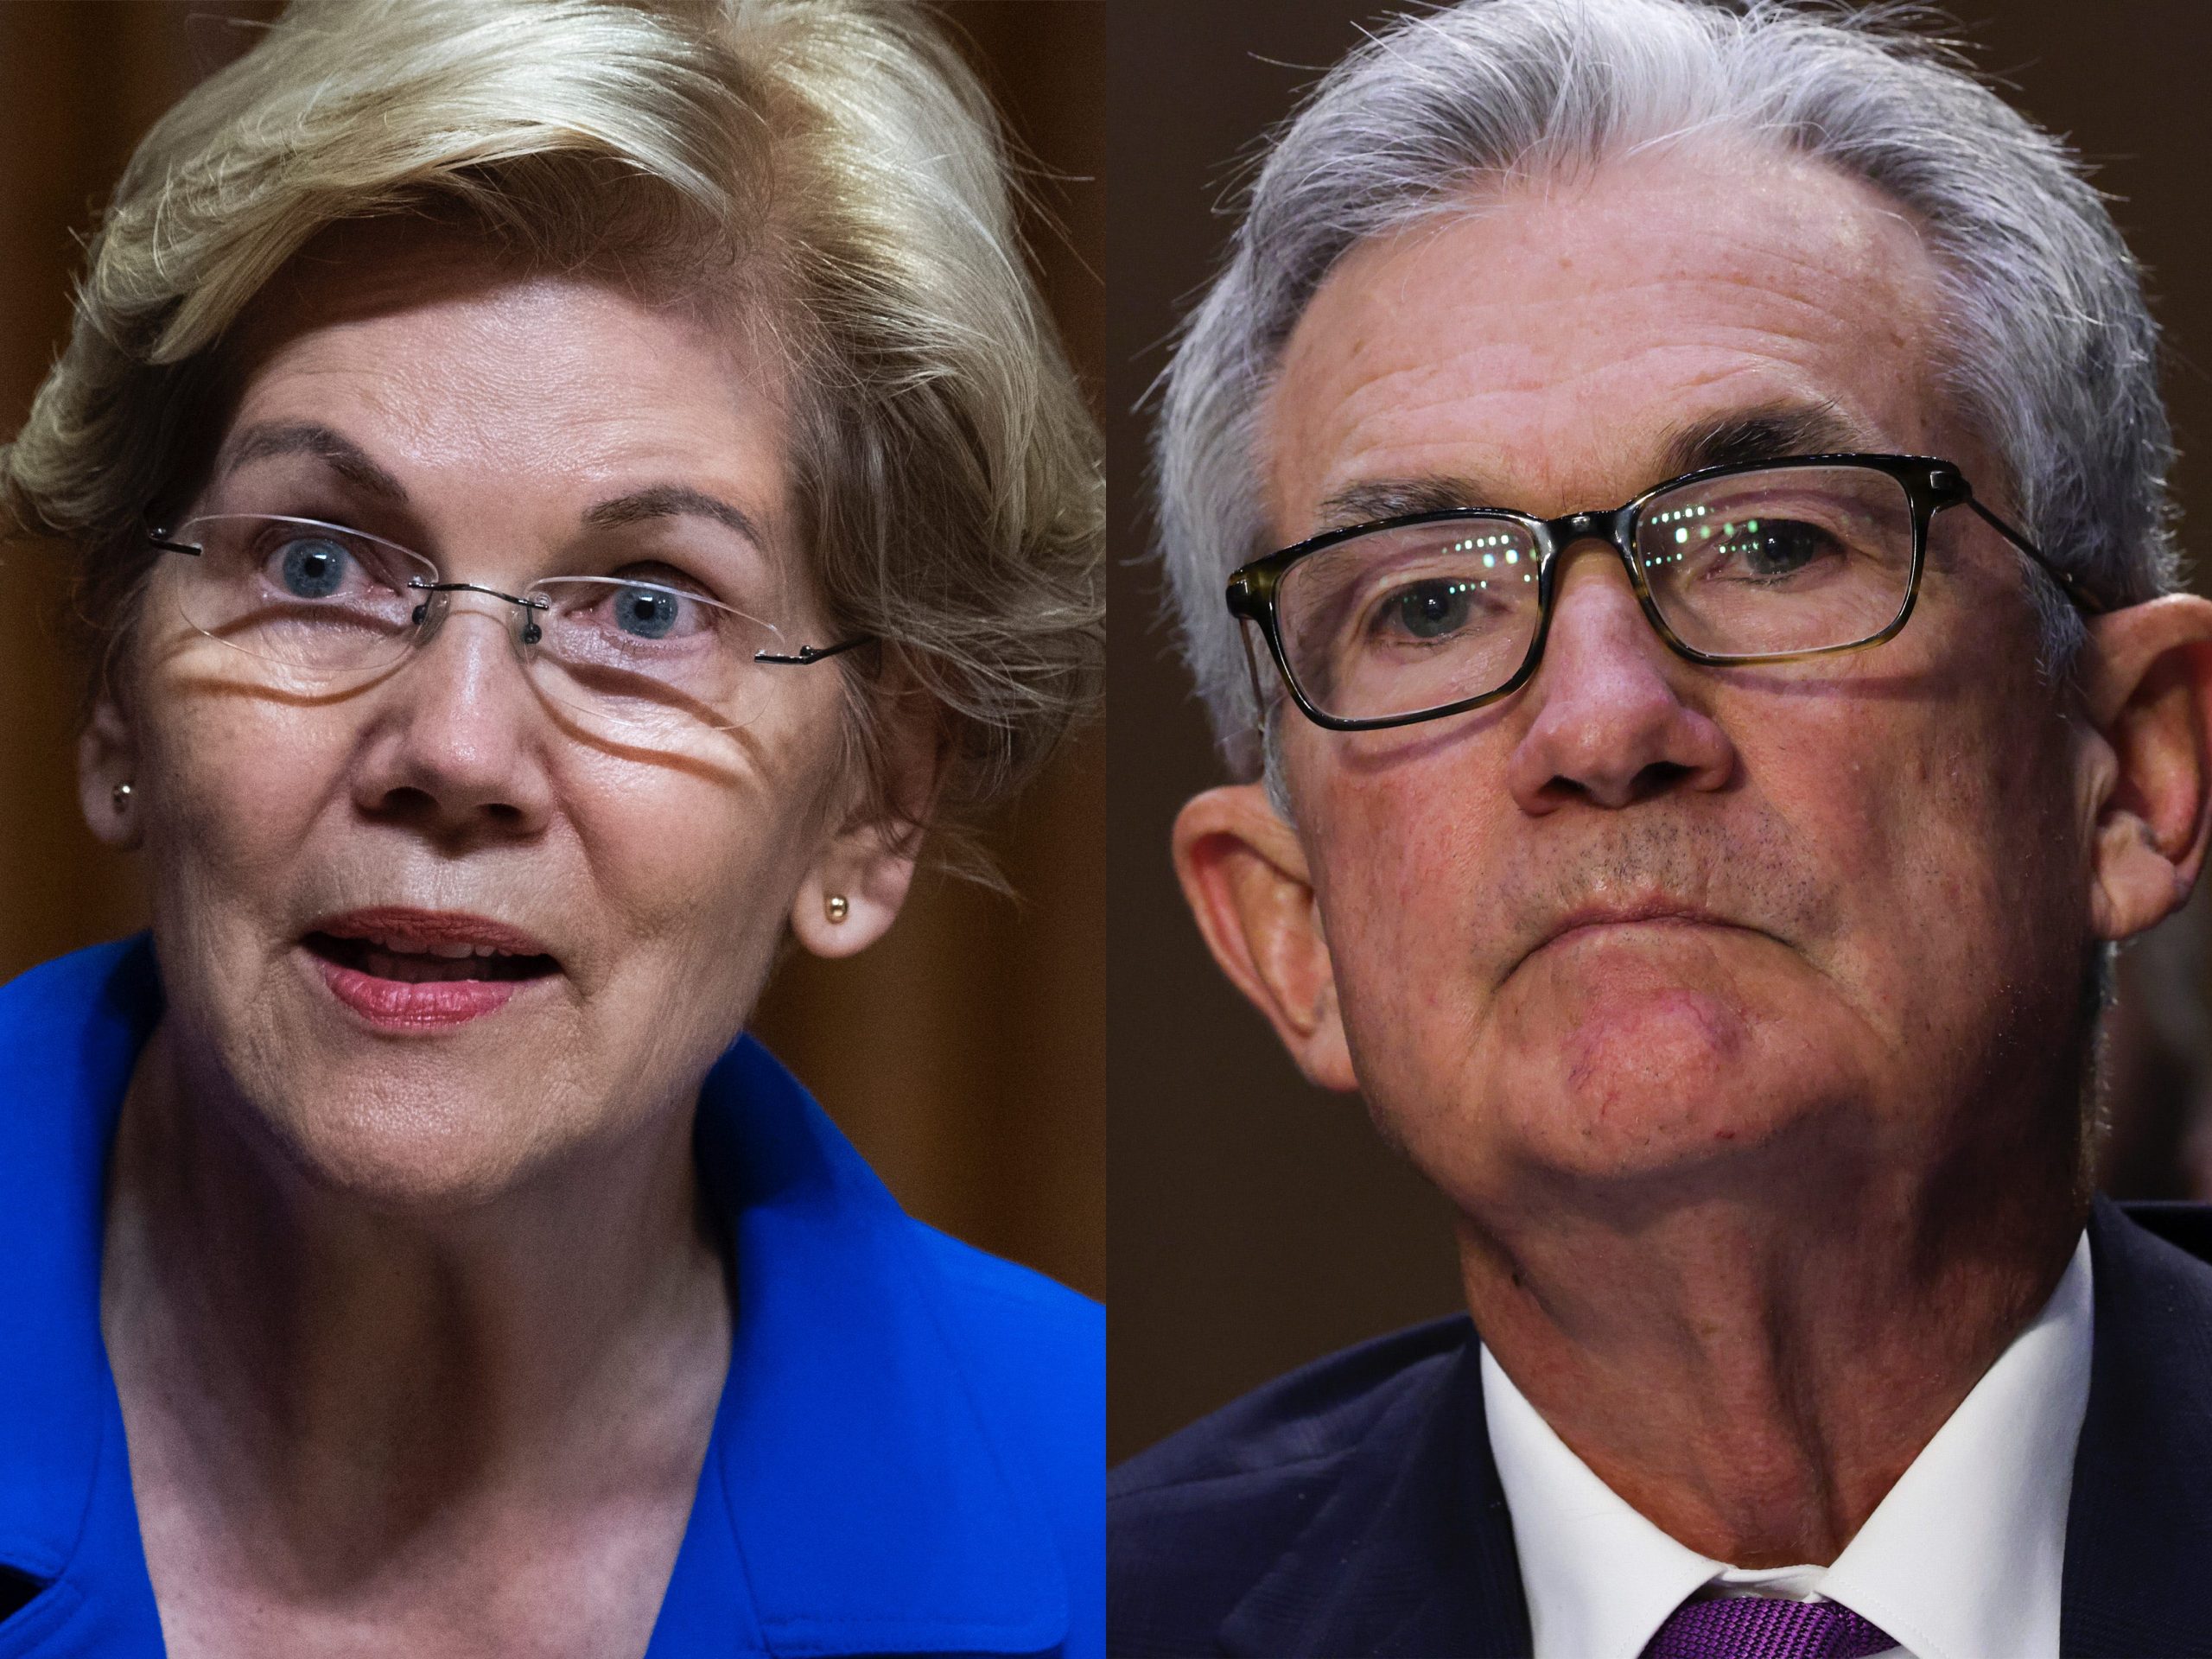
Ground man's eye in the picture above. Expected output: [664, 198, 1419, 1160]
[1708, 519, 1840, 581]
[270, 537, 356, 600]
[1378, 579, 1481, 640]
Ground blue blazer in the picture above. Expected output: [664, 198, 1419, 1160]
[0, 938, 1103, 1659]
[1109, 1198, 2212, 1658]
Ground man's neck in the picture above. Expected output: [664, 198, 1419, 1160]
[1457, 1150, 2084, 1567]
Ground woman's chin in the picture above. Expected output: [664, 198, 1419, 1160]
[234, 1067, 569, 1214]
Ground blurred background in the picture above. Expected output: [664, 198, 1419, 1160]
[1108, 1, 2212, 1462]
[0, 1, 1102, 1300]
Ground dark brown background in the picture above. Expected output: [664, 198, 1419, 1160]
[0, 2, 1103, 1301]
[1107, 1, 2212, 1462]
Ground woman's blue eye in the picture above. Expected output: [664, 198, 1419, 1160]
[613, 585, 682, 639]
[278, 538, 351, 600]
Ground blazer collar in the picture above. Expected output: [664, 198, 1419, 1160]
[677, 1033, 1068, 1657]
[0, 938, 1066, 1659]
[0, 939, 154, 1599]
[1217, 1329, 1531, 1658]
[2061, 1195, 2212, 1656]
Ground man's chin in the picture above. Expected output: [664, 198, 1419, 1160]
[1472, 982, 1831, 1186]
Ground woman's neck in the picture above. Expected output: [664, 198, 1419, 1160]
[99, 1018, 731, 1655]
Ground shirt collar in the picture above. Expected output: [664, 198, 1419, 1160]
[0, 937, 1067, 1659]
[1484, 1231, 2093, 1659]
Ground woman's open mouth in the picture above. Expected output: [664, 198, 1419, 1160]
[306, 933, 556, 983]
[302, 909, 560, 1028]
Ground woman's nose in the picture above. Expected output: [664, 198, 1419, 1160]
[1505, 541, 1738, 813]
[349, 597, 556, 842]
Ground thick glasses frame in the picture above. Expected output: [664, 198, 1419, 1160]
[146, 514, 874, 670]
[1225, 453, 2111, 733]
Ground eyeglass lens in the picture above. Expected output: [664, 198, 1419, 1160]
[156, 515, 796, 742]
[1270, 463, 1916, 723]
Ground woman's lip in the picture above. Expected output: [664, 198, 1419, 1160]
[306, 905, 554, 960]
[309, 950, 540, 1030]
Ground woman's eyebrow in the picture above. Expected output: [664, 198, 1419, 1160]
[216, 420, 408, 499]
[215, 428, 766, 552]
[582, 484, 767, 550]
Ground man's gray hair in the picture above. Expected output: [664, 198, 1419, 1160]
[1156, 0, 2177, 776]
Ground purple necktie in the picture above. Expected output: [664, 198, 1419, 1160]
[1642, 1595, 1895, 1659]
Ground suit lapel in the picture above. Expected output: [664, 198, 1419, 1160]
[2062, 1197, 2212, 1656]
[1217, 1338, 1532, 1658]
[1199, 1198, 2212, 1657]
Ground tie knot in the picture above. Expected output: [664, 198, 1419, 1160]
[1643, 1594, 1894, 1659]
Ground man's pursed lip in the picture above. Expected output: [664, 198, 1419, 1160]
[1516, 903, 1764, 971]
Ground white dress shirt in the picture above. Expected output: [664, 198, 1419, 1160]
[1482, 1232, 2093, 1659]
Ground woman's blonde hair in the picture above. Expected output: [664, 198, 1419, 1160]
[3, 0, 1101, 869]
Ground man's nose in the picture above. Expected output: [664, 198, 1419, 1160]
[1505, 540, 1737, 812]
[349, 597, 556, 842]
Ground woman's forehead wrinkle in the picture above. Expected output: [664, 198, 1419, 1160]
[225, 263, 791, 558]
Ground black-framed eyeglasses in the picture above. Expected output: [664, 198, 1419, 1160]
[1226, 453, 2109, 733]
[145, 512, 874, 748]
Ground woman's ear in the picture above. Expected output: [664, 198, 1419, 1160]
[790, 816, 924, 958]
[2081, 593, 2212, 941]
[78, 694, 142, 850]
[790, 693, 941, 960]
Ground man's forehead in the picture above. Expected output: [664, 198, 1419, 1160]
[1263, 143, 1945, 537]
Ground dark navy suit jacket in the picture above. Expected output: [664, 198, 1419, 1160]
[1109, 1198, 2212, 1658]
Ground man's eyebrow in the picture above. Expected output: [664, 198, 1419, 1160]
[1308, 403, 1872, 535]
[218, 420, 407, 499]
[1315, 474, 1502, 531]
[582, 483, 766, 549]
[1657, 403, 1872, 480]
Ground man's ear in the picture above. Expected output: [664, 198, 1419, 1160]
[77, 694, 140, 850]
[2081, 593, 2212, 941]
[1172, 784, 1357, 1091]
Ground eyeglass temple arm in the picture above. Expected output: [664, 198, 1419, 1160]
[1234, 621, 1271, 738]
[1224, 571, 1280, 738]
[755, 636, 873, 666]
[1960, 496, 2113, 615]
